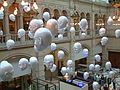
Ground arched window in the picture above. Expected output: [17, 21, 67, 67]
[80, 12, 85, 20]
[8, 2, 19, 34]
[61, 10, 68, 17]
[52, 9, 60, 20]
[86, 13, 90, 30]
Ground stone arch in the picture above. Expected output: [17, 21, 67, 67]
[86, 13, 90, 30]
[80, 12, 85, 20]
[52, 9, 60, 20]
[61, 10, 68, 17]
[1, 53, 32, 60]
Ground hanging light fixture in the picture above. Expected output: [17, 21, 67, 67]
[3, 0, 8, 7]
[108, 0, 120, 22]
[70, 0, 79, 29]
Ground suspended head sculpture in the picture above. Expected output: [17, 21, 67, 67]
[44, 54, 54, 69]
[18, 58, 29, 70]
[18, 28, 25, 38]
[34, 28, 52, 51]
[46, 19, 58, 36]
[0, 61, 14, 81]
[43, 12, 50, 21]
[6, 39, 15, 50]
[79, 18, 88, 31]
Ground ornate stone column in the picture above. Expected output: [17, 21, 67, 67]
[3, 6, 10, 40]
[18, 5, 25, 42]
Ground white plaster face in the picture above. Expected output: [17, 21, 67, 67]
[83, 72, 89, 80]
[50, 43, 57, 51]
[109, 71, 115, 78]
[46, 19, 58, 36]
[50, 64, 57, 72]
[99, 28, 106, 36]
[18, 58, 29, 70]
[58, 34, 63, 40]
[61, 67, 67, 75]
[101, 37, 108, 46]
[79, 18, 88, 31]
[66, 67, 74, 75]
[58, 16, 68, 29]
[34, 28, 52, 51]
[57, 50, 65, 60]
[44, 54, 54, 69]
[92, 82, 100, 90]
[29, 19, 43, 33]
[95, 64, 100, 72]
[43, 12, 50, 21]
[0, 61, 14, 81]
[115, 29, 120, 38]
[6, 39, 15, 50]
[105, 61, 112, 70]
[9, 14, 15, 22]
[73, 42, 82, 53]
[89, 64, 95, 71]
[94, 54, 101, 62]
[29, 57, 38, 70]
[23, 5, 31, 12]
[18, 28, 25, 38]
[82, 48, 88, 57]
[107, 16, 113, 25]
[0, 30, 3, 35]
[67, 60, 73, 68]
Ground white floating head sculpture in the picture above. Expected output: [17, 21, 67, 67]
[0, 29, 3, 35]
[67, 60, 73, 68]
[6, 39, 15, 50]
[18, 58, 29, 70]
[50, 43, 57, 51]
[9, 14, 15, 22]
[115, 29, 120, 38]
[58, 34, 63, 40]
[0, 61, 14, 81]
[101, 37, 108, 46]
[99, 28, 106, 36]
[66, 67, 74, 75]
[70, 27, 75, 37]
[92, 82, 100, 90]
[79, 18, 88, 31]
[58, 16, 68, 34]
[107, 16, 113, 25]
[50, 64, 57, 72]
[43, 12, 50, 21]
[57, 50, 65, 60]
[61, 67, 67, 75]
[83, 72, 89, 80]
[95, 64, 100, 72]
[73, 42, 82, 53]
[44, 54, 54, 69]
[94, 54, 101, 62]
[29, 57, 38, 70]
[34, 28, 52, 51]
[23, 5, 31, 12]
[81, 33, 86, 39]
[82, 48, 89, 57]
[109, 71, 115, 78]
[89, 64, 95, 71]
[105, 61, 112, 71]
[29, 19, 43, 33]
[18, 28, 25, 38]
[46, 19, 58, 36]
[0, 10, 4, 19]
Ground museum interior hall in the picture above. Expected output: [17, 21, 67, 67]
[0, 0, 120, 90]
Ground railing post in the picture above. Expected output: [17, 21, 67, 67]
[45, 84, 48, 90]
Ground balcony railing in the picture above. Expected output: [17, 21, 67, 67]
[0, 30, 93, 49]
